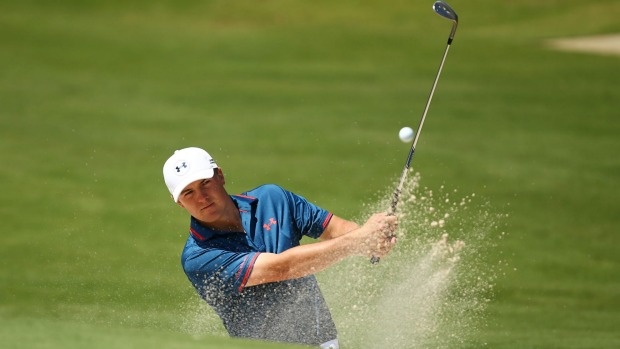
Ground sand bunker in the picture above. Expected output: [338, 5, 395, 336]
[548, 34, 620, 57]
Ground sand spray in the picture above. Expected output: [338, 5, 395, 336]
[321, 171, 504, 349]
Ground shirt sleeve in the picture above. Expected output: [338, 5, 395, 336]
[284, 189, 333, 239]
[182, 243, 261, 295]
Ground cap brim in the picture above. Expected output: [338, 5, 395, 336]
[171, 168, 215, 202]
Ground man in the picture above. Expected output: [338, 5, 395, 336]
[163, 147, 397, 348]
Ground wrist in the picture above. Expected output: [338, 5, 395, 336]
[337, 227, 366, 257]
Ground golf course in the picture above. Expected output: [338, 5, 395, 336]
[1, 0, 618, 348]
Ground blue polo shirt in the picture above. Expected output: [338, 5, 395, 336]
[181, 184, 337, 345]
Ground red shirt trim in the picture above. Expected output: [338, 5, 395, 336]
[235, 194, 256, 200]
[189, 227, 206, 241]
[322, 212, 334, 229]
[238, 253, 261, 293]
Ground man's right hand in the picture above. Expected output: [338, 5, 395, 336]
[353, 212, 398, 258]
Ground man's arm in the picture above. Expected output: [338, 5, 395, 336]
[319, 215, 360, 241]
[245, 212, 397, 287]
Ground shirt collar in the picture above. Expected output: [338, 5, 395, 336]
[188, 194, 257, 241]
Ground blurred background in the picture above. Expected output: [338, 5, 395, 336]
[1, 0, 619, 348]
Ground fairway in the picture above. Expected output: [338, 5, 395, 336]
[1, 1, 619, 348]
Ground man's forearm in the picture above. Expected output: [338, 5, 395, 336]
[246, 212, 396, 287]
[246, 233, 358, 287]
[320, 215, 360, 240]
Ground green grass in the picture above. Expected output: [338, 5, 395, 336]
[0, 317, 306, 349]
[1, 0, 619, 348]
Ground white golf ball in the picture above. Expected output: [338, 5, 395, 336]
[398, 127, 414, 143]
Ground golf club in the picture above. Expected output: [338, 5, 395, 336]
[371, 1, 458, 264]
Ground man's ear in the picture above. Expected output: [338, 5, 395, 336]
[216, 168, 225, 185]
[176, 197, 185, 208]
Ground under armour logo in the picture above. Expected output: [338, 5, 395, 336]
[174, 161, 190, 175]
[263, 218, 277, 231]
[176, 162, 188, 172]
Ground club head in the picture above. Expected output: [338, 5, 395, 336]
[433, 1, 458, 22]
[433, 1, 458, 43]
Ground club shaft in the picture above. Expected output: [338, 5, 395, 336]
[389, 42, 452, 214]
[370, 42, 452, 265]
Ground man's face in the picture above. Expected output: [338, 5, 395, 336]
[177, 169, 230, 224]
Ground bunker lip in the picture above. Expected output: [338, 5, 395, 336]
[547, 33, 620, 57]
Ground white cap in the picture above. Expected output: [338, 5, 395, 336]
[163, 147, 218, 202]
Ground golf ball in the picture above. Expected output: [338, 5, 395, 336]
[399, 127, 414, 143]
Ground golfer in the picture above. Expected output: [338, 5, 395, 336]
[163, 147, 397, 348]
